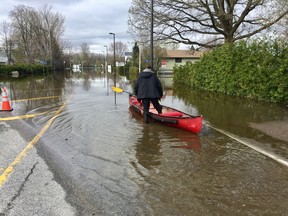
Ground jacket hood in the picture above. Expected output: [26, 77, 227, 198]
[140, 70, 153, 78]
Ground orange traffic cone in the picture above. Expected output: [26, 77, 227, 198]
[1, 87, 13, 111]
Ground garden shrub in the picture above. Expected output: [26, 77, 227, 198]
[0, 64, 50, 75]
[174, 38, 288, 103]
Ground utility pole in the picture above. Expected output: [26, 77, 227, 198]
[150, 0, 154, 69]
[104, 45, 109, 95]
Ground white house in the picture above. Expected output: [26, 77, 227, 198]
[158, 50, 203, 76]
[156, 50, 204, 88]
[124, 51, 132, 63]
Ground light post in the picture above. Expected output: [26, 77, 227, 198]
[104, 45, 109, 95]
[109, 32, 116, 106]
[138, 42, 142, 73]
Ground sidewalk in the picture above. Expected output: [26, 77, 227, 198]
[0, 121, 76, 216]
[250, 119, 288, 143]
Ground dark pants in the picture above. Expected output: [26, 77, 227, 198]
[142, 98, 162, 122]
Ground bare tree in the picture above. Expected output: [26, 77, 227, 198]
[39, 4, 65, 65]
[0, 21, 14, 64]
[128, 0, 288, 49]
[80, 42, 90, 65]
[140, 45, 167, 71]
[109, 41, 128, 62]
[8, 4, 65, 65]
[9, 5, 37, 63]
[271, 0, 288, 38]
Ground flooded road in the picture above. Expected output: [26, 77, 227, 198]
[1, 70, 288, 215]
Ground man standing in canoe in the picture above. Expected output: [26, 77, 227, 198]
[134, 65, 163, 123]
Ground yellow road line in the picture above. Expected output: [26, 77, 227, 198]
[0, 111, 54, 121]
[11, 96, 61, 102]
[0, 100, 68, 188]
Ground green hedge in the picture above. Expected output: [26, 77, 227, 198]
[174, 39, 288, 103]
[129, 66, 139, 82]
[117, 65, 131, 77]
[0, 64, 51, 75]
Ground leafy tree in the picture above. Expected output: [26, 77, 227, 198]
[129, 0, 288, 49]
[132, 42, 139, 67]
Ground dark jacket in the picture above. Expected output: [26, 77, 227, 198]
[134, 68, 163, 99]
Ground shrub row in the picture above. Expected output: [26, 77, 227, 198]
[173, 39, 288, 103]
[0, 64, 51, 76]
[128, 66, 139, 82]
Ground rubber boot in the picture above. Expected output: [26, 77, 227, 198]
[144, 112, 149, 123]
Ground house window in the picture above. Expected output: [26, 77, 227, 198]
[175, 58, 182, 63]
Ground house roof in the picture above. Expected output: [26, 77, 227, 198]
[166, 50, 203, 59]
[124, 51, 132, 57]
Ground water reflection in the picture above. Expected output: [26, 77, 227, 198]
[130, 107, 202, 170]
[136, 124, 162, 169]
[170, 133, 201, 150]
[173, 85, 288, 155]
[173, 85, 288, 128]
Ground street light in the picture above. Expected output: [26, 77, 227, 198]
[109, 32, 116, 106]
[104, 45, 109, 95]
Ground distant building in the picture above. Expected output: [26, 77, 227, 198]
[124, 51, 132, 63]
[158, 50, 203, 77]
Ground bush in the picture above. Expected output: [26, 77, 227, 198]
[0, 64, 51, 75]
[117, 65, 131, 77]
[174, 38, 288, 103]
[129, 66, 139, 82]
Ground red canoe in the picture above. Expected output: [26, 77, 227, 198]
[129, 95, 203, 134]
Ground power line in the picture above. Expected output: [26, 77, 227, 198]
[65, 32, 130, 40]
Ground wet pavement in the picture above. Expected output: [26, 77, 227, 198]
[250, 120, 288, 143]
[0, 121, 76, 216]
[1, 71, 288, 215]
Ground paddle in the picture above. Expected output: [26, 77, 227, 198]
[112, 86, 132, 94]
[112, 86, 164, 104]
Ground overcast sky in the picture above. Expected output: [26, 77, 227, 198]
[0, 0, 133, 52]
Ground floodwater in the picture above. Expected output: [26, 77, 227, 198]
[1, 70, 288, 215]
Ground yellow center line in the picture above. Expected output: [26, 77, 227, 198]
[0, 111, 55, 121]
[11, 96, 61, 102]
[0, 99, 68, 188]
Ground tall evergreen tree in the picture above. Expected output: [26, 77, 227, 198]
[132, 42, 139, 67]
